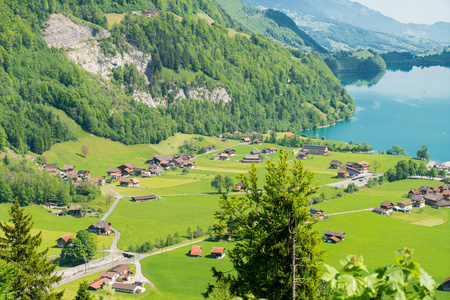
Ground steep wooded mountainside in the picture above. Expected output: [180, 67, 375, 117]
[243, 0, 442, 52]
[215, 0, 326, 53]
[0, 0, 354, 155]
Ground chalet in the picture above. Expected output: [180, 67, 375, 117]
[424, 194, 443, 206]
[65, 172, 79, 182]
[443, 190, 450, 200]
[439, 277, 450, 291]
[206, 145, 215, 153]
[132, 195, 157, 202]
[224, 148, 235, 155]
[172, 157, 186, 168]
[77, 170, 90, 178]
[262, 147, 277, 154]
[240, 137, 251, 144]
[411, 195, 425, 207]
[212, 154, 219, 161]
[190, 245, 202, 257]
[107, 168, 121, 176]
[88, 278, 111, 291]
[253, 139, 262, 145]
[182, 161, 196, 169]
[242, 154, 261, 163]
[68, 205, 82, 216]
[296, 151, 308, 160]
[133, 168, 145, 176]
[119, 178, 139, 187]
[219, 153, 230, 161]
[330, 160, 342, 169]
[110, 172, 121, 181]
[100, 271, 119, 281]
[147, 168, 160, 176]
[372, 207, 389, 216]
[62, 165, 75, 172]
[109, 264, 131, 276]
[118, 163, 136, 176]
[160, 160, 173, 169]
[434, 200, 450, 209]
[44, 163, 58, 176]
[357, 161, 371, 172]
[57, 234, 75, 248]
[143, 8, 159, 17]
[148, 164, 163, 172]
[88, 220, 111, 235]
[419, 185, 432, 195]
[250, 150, 260, 155]
[324, 230, 345, 242]
[112, 283, 143, 294]
[409, 188, 422, 196]
[211, 247, 226, 259]
[150, 155, 175, 165]
[380, 201, 395, 211]
[337, 169, 349, 178]
[309, 208, 324, 219]
[233, 182, 245, 192]
[346, 166, 363, 176]
[302, 145, 329, 156]
[396, 200, 413, 212]
[177, 153, 192, 161]
[87, 177, 104, 186]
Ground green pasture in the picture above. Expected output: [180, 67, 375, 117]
[160, 67, 203, 84]
[315, 210, 450, 297]
[106, 195, 220, 250]
[0, 204, 114, 255]
[141, 240, 235, 299]
[313, 179, 435, 214]
[391, 206, 448, 227]
[105, 13, 126, 26]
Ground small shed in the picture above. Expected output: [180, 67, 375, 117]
[68, 205, 82, 216]
[57, 233, 75, 248]
[132, 195, 157, 202]
[190, 245, 202, 257]
[211, 247, 226, 259]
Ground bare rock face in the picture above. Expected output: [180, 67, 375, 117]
[43, 14, 109, 47]
[187, 87, 232, 103]
[132, 91, 163, 108]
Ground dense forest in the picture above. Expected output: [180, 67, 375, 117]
[0, 0, 354, 155]
[381, 48, 450, 67]
[323, 49, 386, 72]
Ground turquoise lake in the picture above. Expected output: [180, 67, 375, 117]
[302, 66, 450, 163]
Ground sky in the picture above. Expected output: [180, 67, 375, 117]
[350, 0, 450, 24]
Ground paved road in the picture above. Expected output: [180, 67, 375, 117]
[325, 208, 374, 216]
[323, 173, 383, 188]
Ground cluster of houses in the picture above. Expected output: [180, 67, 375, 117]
[43, 163, 105, 186]
[294, 145, 329, 160]
[189, 246, 226, 259]
[212, 148, 234, 161]
[408, 184, 450, 209]
[330, 160, 371, 178]
[87, 264, 145, 294]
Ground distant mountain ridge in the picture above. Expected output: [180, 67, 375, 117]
[243, 0, 447, 52]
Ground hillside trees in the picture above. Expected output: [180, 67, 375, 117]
[0, 201, 63, 299]
[416, 144, 430, 162]
[209, 150, 323, 298]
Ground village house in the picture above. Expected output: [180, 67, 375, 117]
[56, 234, 75, 248]
[221, 138, 227, 142]
[309, 208, 324, 220]
[424, 194, 443, 206]
[324, 230, 345, 243]
[346, 166, 363, 176]
[44, 163, 58, 176]
[143, 8, 159, 17]
[262, 147, 277, 154]
[88, 278, 111, 291]
[107, 168, 121, 176]
[99, 271, 119, 282]
[62, 165, 75, 172]
[372, 207, 389, 216]
[212, 154, 219, 160]
[118, 163, 136, 176]
[409, 188, 422, 196]
[439, 277, 450, 291]
[160, 160, 173, 169]
[211, 247, 226, 259]
[253, 139, 262, 145]
[295, 151, 308, 160]
[132, 195, 157, 202]
[380, 201, 395, 211]
[337, 169, 349, 178]
[65, 172, 79, 182]
[242, 154, 261, 163]
[250, 150, 260, 155]
[112, 283, 143, 294]
[357, 161, 371, 172]
[396, 200, 413, 212]
[302, 145, 329, 155]
[443, 190, 450, 200]
[346, 161, 370, 173]
[68, 205, 82, 216]
[87, 177, 105, 186]
[240, 137, 251, 144]
[205, 145, 215, 153]
[233, 182, 245, 192]
[77, 170, 90, 178]
[190, 245, 202, 257]
[419, 185, 433, 195]
[411, 195, 425, 207]
[434, 200, 450, 209]
[330, 160, 342, 169]
[219, 153, 230, 161]
[109, 264, 131, 278]
[148, 164, 163, 172]
[224, 148, 235, 155]
[119, 178, 140, 187]
[88, 220, 111, 235]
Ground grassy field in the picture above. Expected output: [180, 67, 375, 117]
[107, 195, 219, 250]
[140, 240, 235, 299]
[105, 13, 126, 26]
[315, 210, 450, 299]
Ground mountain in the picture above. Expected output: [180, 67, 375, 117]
[215, 0, 326, 53]
[242, 0, 442, 52]
[0, 0, 354, 154]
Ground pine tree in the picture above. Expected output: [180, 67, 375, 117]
[0, 201, 63, 299]
[74, 281, 94, 300]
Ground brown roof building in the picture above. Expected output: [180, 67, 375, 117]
[57, 234, 75, 248]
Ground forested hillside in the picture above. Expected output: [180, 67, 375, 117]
[0, 0, 354, 155]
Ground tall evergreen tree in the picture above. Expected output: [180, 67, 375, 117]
[210, 150, 323, 299]
[74, 281, 93, 300]
[0, 201, 63, 299]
